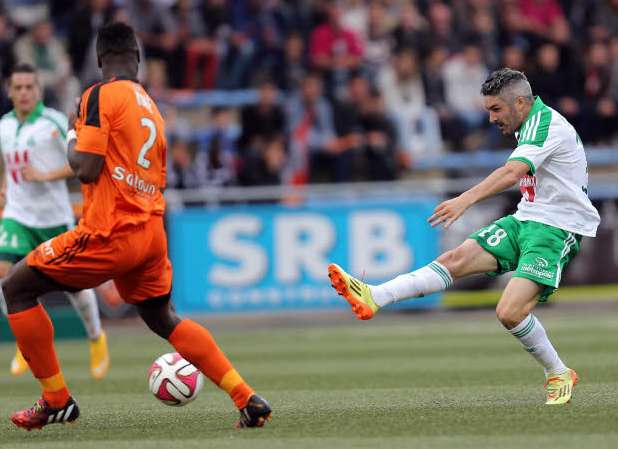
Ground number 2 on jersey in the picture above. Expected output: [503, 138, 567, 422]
[137, 117, 156, 169]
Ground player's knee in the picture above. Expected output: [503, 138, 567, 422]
[2, 272, 24, 310]
[495, 303, 521, 329]
[137, 300, 181, 339]
[437, 247, 467, 278]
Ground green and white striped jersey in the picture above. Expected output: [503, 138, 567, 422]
[0, 102, 74, 228]
[508, 96, 600, 237]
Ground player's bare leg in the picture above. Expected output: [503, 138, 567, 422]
[497, 277, 577, 405]
[3, 259, 80, 430]
[330, 239, 498, 319]
[137, 297, 272, 428]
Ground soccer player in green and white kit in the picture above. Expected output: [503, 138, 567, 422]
[328, 68, 600, 405]
[0, 63, 109, 379]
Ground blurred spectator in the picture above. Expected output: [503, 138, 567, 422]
[4, 0, 48, 29]
[391, 2, 429, 55]
[332, 73, 368, 170]
[340, 0, 368, 38]
[422, 45, 468, 151]
[470, 8, 499, 69]
[363, 0, 394, 81]
[592, 0, 618, 40]
[528, 42, 582, 124]
[500, 43, 527, 72]
[200, 0, 231, 37]
[379, 48, 442, 162]
[238, 78, 286, 154]
[276, 32, 309, 91]
[194, 107, 238, 186]
[13, 19, 79, 113]
[611, 37, 618, 101]
[239, 136, 287, 186]
[215, 30, 255, 89]
[358, 90, 399, 180]
[0, 82, 9, 116]
[167, 124, 203, 190]
[501, 0, 570, 47]
[128, 0, 179, 85]
[581, 41, 617, 145]
[442, 39, 489, 149]
[517, 0, 571, 45]
[173, 0, 217, 89]
[67, 0, 116, 77]
[285, 73, 338, 184]
[0, 13, 15, 79]
[426, 1, 458, 52]
[309, 1, 364, 99]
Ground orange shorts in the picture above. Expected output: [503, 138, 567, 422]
[27, 216, 172, 304]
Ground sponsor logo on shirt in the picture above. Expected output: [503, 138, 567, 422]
[4, 150, 29, 184]
[520, 174, 536, 202]
[112, 165, 157, 196]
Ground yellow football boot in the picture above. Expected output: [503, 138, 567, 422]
[545, 368, 578, 405]
[89, 331, 110, 380]
[327, 263, 379, 320]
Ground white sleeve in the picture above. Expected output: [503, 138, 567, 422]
[508, 131, 558, 175]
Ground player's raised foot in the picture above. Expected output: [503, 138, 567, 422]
[545, 368, 579, 405]
[237, 394, 272, 428]
[327, 263, 379, 320]
[10, 397, 80, 431]
[90, 331, 110, 380]
[10, 347, 29, 376]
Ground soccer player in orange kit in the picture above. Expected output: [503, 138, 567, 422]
[2, 22, 271, 430]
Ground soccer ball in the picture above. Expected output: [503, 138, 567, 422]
[148, 353, 204, 406]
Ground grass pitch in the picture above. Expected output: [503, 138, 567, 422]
[1, 304, 618, 449]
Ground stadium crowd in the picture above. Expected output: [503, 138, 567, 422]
[0, 0, 617, 187]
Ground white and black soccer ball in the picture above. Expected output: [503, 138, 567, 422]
[148, 353, 204, 406]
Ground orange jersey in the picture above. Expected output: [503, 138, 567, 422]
[75, 77, 167, 236]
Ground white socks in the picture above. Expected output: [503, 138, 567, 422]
[67, 289, 102, 341]
[0, 283, 6, 315]
[508, 314, 567, 376]
[370, 261, 453, 307]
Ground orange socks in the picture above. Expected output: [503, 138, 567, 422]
[168, 319, 254, 409]
[7, 304, 70, 407]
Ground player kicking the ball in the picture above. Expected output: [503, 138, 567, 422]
[0, 63, 109, 380]
[3, 23, 271, 430]
[328, 68, 600, 405]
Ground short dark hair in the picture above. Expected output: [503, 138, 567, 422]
[480, 68, 529, 97]
[10, 63, 37, 77]
[96, 22, 139, 60]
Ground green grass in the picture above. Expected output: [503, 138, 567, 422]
[1, 306, 618, 449]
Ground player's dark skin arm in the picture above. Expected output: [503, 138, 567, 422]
[67, 113, 105, 184]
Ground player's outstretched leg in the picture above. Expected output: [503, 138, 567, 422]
[497, 277, 578, 405]
[329, 240, 495, 319]
[67, 289, 110, 379]
[2, 260, 78, 430]
[137, 297, 272, 428]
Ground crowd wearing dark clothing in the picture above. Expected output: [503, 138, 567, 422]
[0, 0, 617, 189]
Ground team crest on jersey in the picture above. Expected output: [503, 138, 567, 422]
[520, 175, 536, 202]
